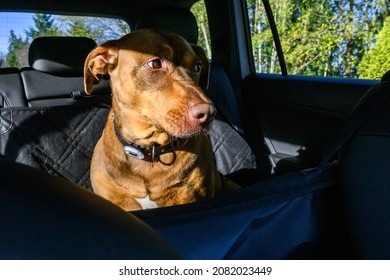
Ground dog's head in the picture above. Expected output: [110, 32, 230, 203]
[84, 29, 215, 145]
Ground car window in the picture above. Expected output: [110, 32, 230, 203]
[191, 0, 211, 59]
[0, 5, 211, 68]
[0, 13, 130, 68]
[246, 0, 390, 80]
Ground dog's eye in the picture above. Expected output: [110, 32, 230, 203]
[147, 58, 163, 69]
[193, 62, 202, 73]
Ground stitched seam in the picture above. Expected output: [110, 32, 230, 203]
[4, 107, 107, 188]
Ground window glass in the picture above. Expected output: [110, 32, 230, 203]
[0, 13, 130, 68]
[247, 0, 390, 79]
[247, 0, 282, 74]
[191, 0, 212, 59]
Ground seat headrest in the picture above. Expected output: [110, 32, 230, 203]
[28, 37, 97, 76]
[381, 70, 390, 82]
[135, 7, 198, 44]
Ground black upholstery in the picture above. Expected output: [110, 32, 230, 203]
[133, 163, 350, 259]
[0, 68, 27, 107]
[21, 36, 111, 106]
[207, 64, 244, 132]
[380, 69, 390, 82]
[28, 37, 96, 75]
[337, 80, 390, 259]
[0, 156, 180, 259]
[0, 105, 109, 189]
[318, 72, 390, 259]
[135, 7, 198, 44]
[209, 118, 256, 182]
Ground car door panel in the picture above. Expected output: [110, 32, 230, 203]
[243, 74, 378, 174]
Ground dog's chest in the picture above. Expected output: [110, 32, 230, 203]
[134, 195, 158, 209]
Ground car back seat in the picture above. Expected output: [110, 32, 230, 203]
[1, 10, 257, 189]
[0, 68, 27, 107]
[0, 37, 111, 188]
[21, 36, 111, 106]
[318, 71, 390, 259]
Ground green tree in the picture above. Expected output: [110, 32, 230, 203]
[87, 18, 130, 44]
[5, 13, 60, 67]
[358, 16, 390, 79]
[56, 16, 130, 44]
[67, 19, 94, 38]
[248, 0, 276, 73]
[191, 1, 211, 58]
[0, 52, 5, 67]
[2, 13, 131, 68]
[282, 0, 341, 76]
[247, 0, 390, 78]
[25, 13, 60, 39]
[5, 30, 29, 67]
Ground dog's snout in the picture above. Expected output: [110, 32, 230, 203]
[188, 103, 216, 126]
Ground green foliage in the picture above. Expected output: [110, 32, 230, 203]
[191, 1, 211, 58]
[5, 30, 29, 67]
[281, 1, 341, 76]
[358, 16, 390, 79]
[25, 14, 60, 39]
[4, 1, 390, 79]
[67, 20, 94, 38]
[56, 16, 130, 44]
[248, 0, 390, 79]
[3, 13, 130, 68]
[6, 13, 60, 67]
[6, 30, 20, 67]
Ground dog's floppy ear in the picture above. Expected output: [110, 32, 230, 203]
[84, 41, 118, 94]
[191, 45, 210, 91]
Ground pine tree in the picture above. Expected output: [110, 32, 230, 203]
[358, 16, 390, 79]
[67, 20, 93, 38]
[25, 13, 60, 40]
[246, 0, 389, 78]
[5, 30, 29, 67]
[0, 53, 5, 67]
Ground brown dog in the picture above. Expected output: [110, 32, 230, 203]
[84, 29, 224, 211]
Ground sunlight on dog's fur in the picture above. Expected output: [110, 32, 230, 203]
[84, 28, 236, 211]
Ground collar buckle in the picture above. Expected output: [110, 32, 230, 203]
[123, 145, 145, 160]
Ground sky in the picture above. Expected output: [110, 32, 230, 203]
[0, 12, 34, 54]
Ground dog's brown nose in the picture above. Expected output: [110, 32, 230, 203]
[188, 103, 216, 127]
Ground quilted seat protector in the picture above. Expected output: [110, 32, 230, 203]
[0, 105, 109, 189]
[0, 105, 256, 189]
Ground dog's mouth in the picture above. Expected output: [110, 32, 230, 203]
[181, 127, 210, 139]
[182, 109, 216, 137]
[156, 119, 212, 141]
[159, 104, 216, 139]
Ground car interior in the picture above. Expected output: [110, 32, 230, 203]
[0, 0, 389, 259]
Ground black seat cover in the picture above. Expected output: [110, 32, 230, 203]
[135, 7, 198, 44]
[338, 80, 390, 259]
[319, 72, 390, 259]
[0, 157, 179, 259]
[0, 68, 27, 107]
[21, 36, 110, 106]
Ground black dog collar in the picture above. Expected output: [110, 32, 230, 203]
[112, 113, 173, 162]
